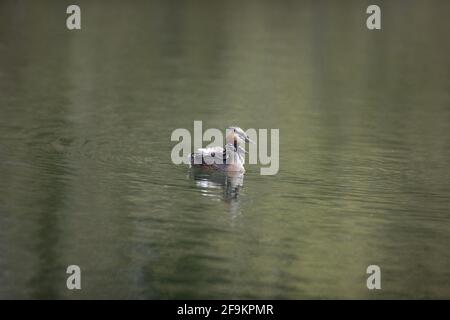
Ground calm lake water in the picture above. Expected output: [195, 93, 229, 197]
[1, 0, 449, 299]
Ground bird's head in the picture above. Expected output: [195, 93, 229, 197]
[226, 126, 255, 147]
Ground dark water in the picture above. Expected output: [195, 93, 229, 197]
[0, 0, 449, 299]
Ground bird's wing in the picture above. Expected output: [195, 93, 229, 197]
[191, 146, 225, 165]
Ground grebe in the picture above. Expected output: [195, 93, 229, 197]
[189, 127, 254, 173]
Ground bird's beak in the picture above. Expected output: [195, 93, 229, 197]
[238, 145, 248, 154]
[246, 136, 256, 144]
[236, 132, 255, 145]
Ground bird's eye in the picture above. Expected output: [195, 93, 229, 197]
[211, 152, 215, 157]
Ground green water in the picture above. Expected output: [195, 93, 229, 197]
[0, 0, 449, 299]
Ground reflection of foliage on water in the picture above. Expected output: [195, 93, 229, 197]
[1, 0, 450, 299]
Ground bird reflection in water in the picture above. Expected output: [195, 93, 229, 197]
[189, 168, 244, 201]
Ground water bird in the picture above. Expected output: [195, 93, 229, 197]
[190, 127, 254, 173]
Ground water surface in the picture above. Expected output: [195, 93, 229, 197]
[0, 0, 449, 298]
